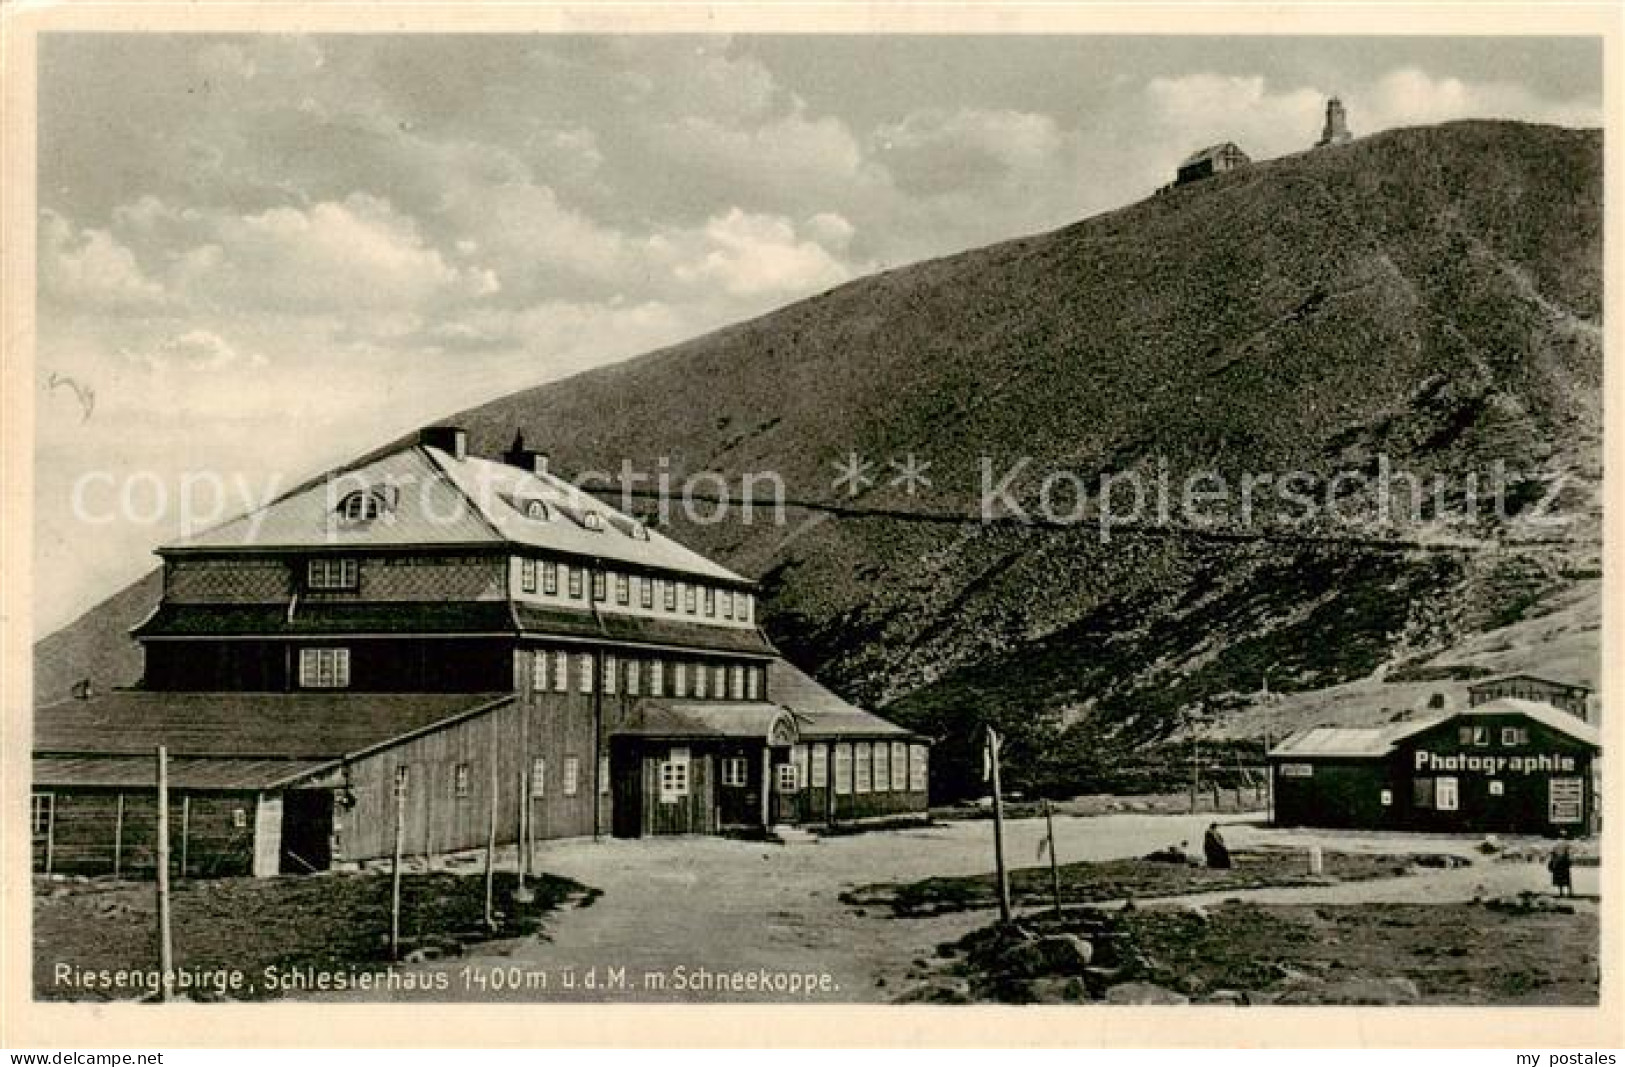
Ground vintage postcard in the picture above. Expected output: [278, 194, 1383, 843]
[2, 1, 1620, 1050]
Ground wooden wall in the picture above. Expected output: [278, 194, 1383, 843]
[31, 790, 260, 878]
[144, 637, 514, 692]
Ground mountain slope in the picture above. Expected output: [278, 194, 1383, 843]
[36, 120, 1602, 795]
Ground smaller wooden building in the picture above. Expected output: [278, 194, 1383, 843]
[1270, 699, 1600, 836]
[1468, 674, 1591, 722]
[1175, 142, 1251, 186]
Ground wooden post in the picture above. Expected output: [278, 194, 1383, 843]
[1043, 798, 1063, 917]
[759, 746, 773, 830]
[113, 794, 125, 878]
[484, 718, 499, 932]
[156, 747, 174, 1002]
[987, 726, 1012, 924]
[179, 795, 191, 879]
[390, 766, 406, 960]
[43, 795, 56, 876]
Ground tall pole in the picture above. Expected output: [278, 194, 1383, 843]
[1043, 798, 1062, 917]
[391, 767, 406, 960]
[155, 746, 174, 1002]
[987, 725, 1012, 924]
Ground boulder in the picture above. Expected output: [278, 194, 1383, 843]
[1276, 976, 1419, 1005]
[1024, 977, 1093, 1004]
[1105, 982, 1189, 1006]
[998, 934, 1095, 978]
[894, 977, 974, 1004]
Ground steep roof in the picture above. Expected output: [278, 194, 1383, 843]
[34, 754, 332, 791]
[617, 702, 797, 742]
[1179, 142, 1249, 168]
[164, 443, 747, 585]
[769, 661, 917, 739]
[1270, 698, 1601, 759]
[1467, 673, 1592, 694]
[34, 690, 511, 760]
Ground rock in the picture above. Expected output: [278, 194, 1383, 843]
[1105, 982, 1189, 1005]
[998, 934, 1095, 978]
[1207, 989, 1247, 1006]
[402, 946, 444, 964]
[1180, 904, 1211, 922]
[1277, 976, 1419, 1005]
[1025, 977, 1093, 1004]
[894, 977, 973, 1004]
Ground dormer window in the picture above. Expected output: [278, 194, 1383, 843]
[629, 521, 651, 541]
[583, 511, 605, 531]
[336, 487, 395, 523]
[524, 500, 549, 521]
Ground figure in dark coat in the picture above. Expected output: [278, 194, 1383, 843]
[1547, 844, 1574, 897]
[1203, 823, 1232, 869]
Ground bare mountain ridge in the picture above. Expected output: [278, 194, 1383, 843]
[37, 120, 1602, 796]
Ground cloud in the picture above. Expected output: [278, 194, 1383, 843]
[874, 108, 1065, 196]
[39, 211, 166, 311]
[1365, 68, 1603, 131]
[137, 329, 262, 372]
[664, 209, 856, 299]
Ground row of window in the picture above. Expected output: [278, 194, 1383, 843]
[517, 558, 753, 623]
[407, 755, 611, 801]
[660, 742, 928, 802]
[527, 650, 763, 701]
[1459, 725, 1532, 748]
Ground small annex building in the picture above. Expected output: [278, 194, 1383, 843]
[1269, 699, 1600, 836]
[1174, 142, 1251, 186]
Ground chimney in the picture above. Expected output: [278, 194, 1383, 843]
[502, 429, 550, 477]
[419, 425, 468, 460]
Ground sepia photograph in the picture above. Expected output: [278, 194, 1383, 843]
[3, 4, 1618, 1051]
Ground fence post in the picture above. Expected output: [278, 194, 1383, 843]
[391, 766, 406, 960]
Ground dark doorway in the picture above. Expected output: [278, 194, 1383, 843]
[611, 741, 644, 839]
[279, 789, 333, 873]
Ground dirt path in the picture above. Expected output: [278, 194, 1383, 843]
[314, 814, 1594, 1003]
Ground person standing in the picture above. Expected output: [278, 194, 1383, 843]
[1547, 843, 1573, 898]
[1203, 822, 1232, 869]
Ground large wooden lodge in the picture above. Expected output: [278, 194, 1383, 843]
[32, 427, 928, 877]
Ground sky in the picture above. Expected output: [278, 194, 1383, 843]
[33, 33, 1603, 633]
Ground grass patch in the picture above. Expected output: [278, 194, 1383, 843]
[34, 870, 592, 1001]
[843, 848, 1444, 917]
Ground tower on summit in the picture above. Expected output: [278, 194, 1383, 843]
[1316, 96, 1352, 147]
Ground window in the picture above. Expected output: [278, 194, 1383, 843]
[891, 742, 908, 791]
[299, 648, 351, 689]
[530, 758, 546, 798]
[740, 595, 753, 622]
[1459, 725, 1489, 747]
[722, 757, 749, 787]
[659, 748, 690, 803]
[1380, 789, 1393, 807]
[626, 658, 641, 696]
[592, 571, 607, 602]
[704, 586, 716, 616]
[583, 512, 605, 531]
[454, 763, 471, 799]
[552, 649, 568, 692]
[338, 491, 386, 522]
[1489, 779, 1505, 797]
[693, 664, 708, 699]
[567, 565, 583, 599]
[521, 558, 538, 593]
[674, 662, 688, 698]
[1436, 776, 1459, 811]
[1413, 777, 1436, 809]
[855, 743, 873, 793]
[640, 576, 654, 609]
[307, 558, 358, 591]
[30, 793, 53, 836]
[1502, 726, 1529, 746]
[683, 583, 697, 614]
[232, 807, 248, 829]
[600, 757, 610, 796]
[811, 744, 829, 788]
[1278, 763, 1314, 778]
[792, 744, 809, 788]
[834, 745, 853, 795]
[543, 561, 559, 595]
[909, 745, 928, 792]
[616, 573, 630, 605]
[662, 580, 676, 612]
[524, 499, 549, 520]
[747, 667, 761, 701]
[722, 590, 734, 619]
[730, 666, 745, 700]
[563, 756, 580, 797]
[713, 664, 726, 696]
[603, 653, 618, 694]
[531, 650, 548, 691]
[777, 763, 798, 792]
[874, 743, 890, 792]
[577, 653, 594, 693]
[650, 660, 665, 696]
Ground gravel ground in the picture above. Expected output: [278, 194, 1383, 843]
[310, 813, 1597, 1003]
